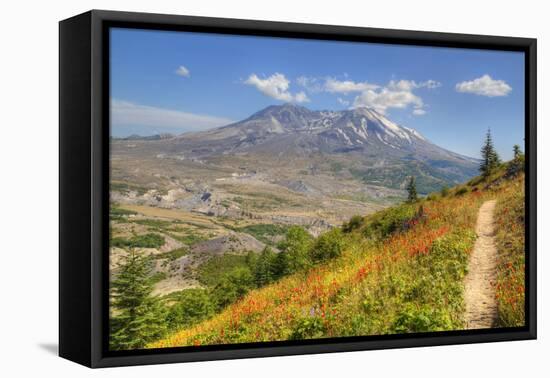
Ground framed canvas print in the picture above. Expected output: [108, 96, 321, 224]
[59, 10, 537, 368]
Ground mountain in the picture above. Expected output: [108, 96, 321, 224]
[116, 133, 175, 141]
[114, 104, 479, 194]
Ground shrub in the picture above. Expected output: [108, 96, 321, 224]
[165, 289, 215, 330]
[149, 271, 168, 284]
[467, 175, 484, 187]
[342, 215, 364, 233]
[111, 233, 165, 249]
[276, 226, 313, 275]
[154, 247, 188, 261]
[211, 267, 255, 310]
[426, 193, 438, 201]
[289, 316, 326, 340]
[132, 218, 176, 229]
[310, 228, 345, 262]
[455, 187, 468, 196]
[362, 204, 417, 240]
[169, 232, 205, 246]
[392, 305, 453, 333]
[110, 206, 137, 221]
[198, 254, 251, 287]
[238, 224, 290, 245]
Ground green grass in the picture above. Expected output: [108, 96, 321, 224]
[154, 247, 188, 261]
[232, 191, 301, 210]
[110, 182, 149, 195]
[150, 271, 168, 285]
[334, 193, 403, 206]
[349, 160, 465, 195]
[237, 224, 290, 246]
[360, 203, 418, 240]
[197, 254, 252, 287]
[110, 206, 137, 221]
[168, 232, 207, 247]
[111, 233, 165, 249]
[132, 219, 181, 229]
[494, 174, 525, 327]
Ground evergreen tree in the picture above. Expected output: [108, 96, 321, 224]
[272, 248, 290, 278]
[245, 250, 259, 271]
[110, 249, 166, 350]
[254, 247, 276, 287]
[480, 128, 501, 178]
[165, 289, 214, 330]
[406, 176, 418, 203]
[507, 144, 525, 177]
[513, 144, 522, 160]
[211, 267, 254, 310]
[310, 228, 345, 262]
[276, 226, 313, 274]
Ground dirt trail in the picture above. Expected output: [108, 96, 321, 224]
[464, 199, 498, 329]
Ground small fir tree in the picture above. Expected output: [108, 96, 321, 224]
[513, 144, 522, 160]
[406, 176, 418, 203]
[480, 128, 501, 178]
[254, 247, 276, 287]
[507, 144, 525, 177]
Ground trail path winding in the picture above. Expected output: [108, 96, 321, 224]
[464, 199, 498, 329]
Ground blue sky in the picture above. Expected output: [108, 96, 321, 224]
[110, 28, 525, 160]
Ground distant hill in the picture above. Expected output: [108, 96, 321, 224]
[115, 133, 175, 141]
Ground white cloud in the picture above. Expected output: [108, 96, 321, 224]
[324, 78, 379, 94]
[412, 108, 427, 116]
[344, 77, 440, 115]
[337, 97, 350, 107]
[111, 99, 233, 134]
[297, 76, 378, 94]
[245, 73, 309, 103]
[352, 87, 424, 115]
[246, 72, 438, 114]
[388, 79, 441, 91]
[423, 79, 442, 89]
[296, 76, 323, 93]
[295, 76, 437, 115]
[294, 91, 310, 103]
[175, 65, 190, 77]
[455, 74, 512, 97]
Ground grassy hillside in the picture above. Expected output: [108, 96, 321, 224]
[494, 175, 525, 327]
[150, 167, 525, 348]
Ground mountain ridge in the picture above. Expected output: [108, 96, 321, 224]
[169, 103, 473, 160]
[112, 103, 479, 194]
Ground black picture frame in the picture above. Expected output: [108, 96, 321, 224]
[59, 9, 537, 368]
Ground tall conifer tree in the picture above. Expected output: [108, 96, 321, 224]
[480, 128, 500, 178]
[110, 249, 166, 350]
